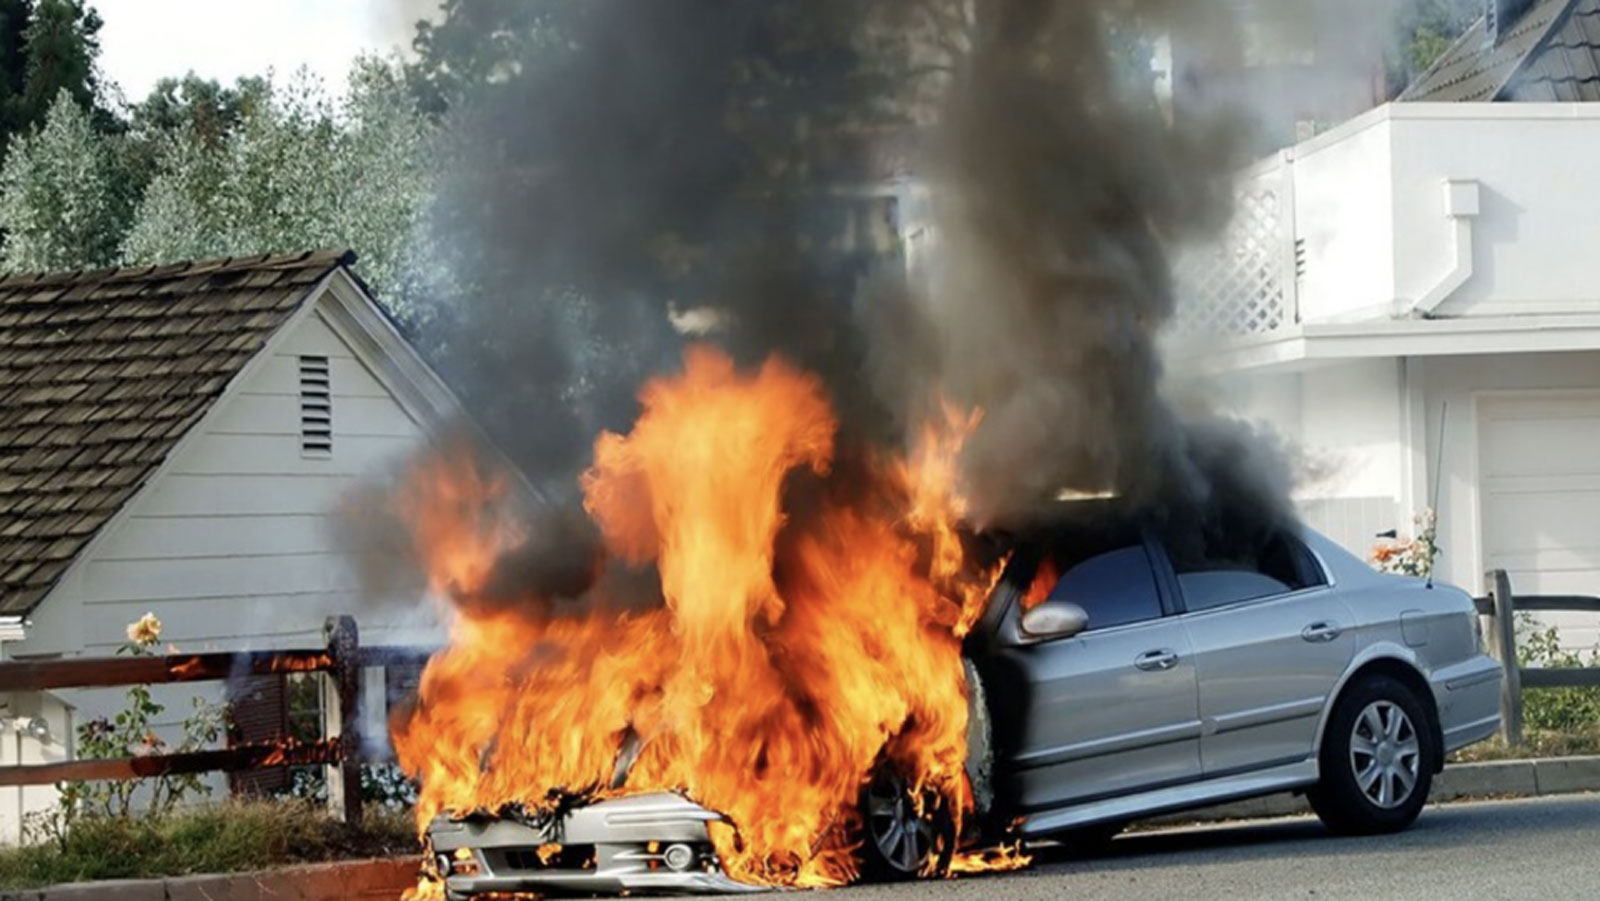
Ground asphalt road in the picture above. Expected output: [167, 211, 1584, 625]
[842, 794, 1600, 901]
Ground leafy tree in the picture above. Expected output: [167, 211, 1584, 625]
[404, 0, 568, 116]
[1390, 0, 1481, 93]
[0, 0, 28, 125]
[0, 0, 110, 171]
[122, 58, 438, 325]
[17, 0, 102, 127]
[127, 73, 269, 150]
[0, 88, 123, 270]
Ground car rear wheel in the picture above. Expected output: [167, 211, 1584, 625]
[1308, 675, 1435, 835]
[858, 766, 954, 881]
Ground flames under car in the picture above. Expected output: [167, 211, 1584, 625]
[427, 511, 1503, 897]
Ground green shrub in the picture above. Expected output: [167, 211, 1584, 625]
[0, 800, 415, 890]
[1517, 616, 1600, 734]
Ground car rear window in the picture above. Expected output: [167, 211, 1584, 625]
[1168, 530, 1326, 612]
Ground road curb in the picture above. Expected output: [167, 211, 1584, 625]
[1147, 755, 1600, 825]
[0, 857, 418, 901]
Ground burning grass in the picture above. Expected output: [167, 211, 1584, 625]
[390, 346, 1021, 889]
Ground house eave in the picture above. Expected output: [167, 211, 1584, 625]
[315, 270, 549, 505]
[1174, 312, 1600, 374]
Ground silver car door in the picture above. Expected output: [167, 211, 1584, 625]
[992, 543, 1203, 813]
[1168, 531, 1356, 775]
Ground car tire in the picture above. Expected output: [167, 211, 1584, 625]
[1308, 675, 1436, 836]
[857, 764, 955, 881]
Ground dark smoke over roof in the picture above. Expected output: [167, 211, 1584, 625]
[374, 0, 1384, 608]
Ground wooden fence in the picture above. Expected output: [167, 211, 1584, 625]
[0, 616, 433, 823]
[1476, 570, 1600, 746]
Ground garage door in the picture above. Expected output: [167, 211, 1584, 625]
[1479, 394, 1600, 651]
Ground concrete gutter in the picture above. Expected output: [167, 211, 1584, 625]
[0, 857, 418, 901]
[1149, 756, 1600, 825]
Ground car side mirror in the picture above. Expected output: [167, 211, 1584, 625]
[1021, 600, 1089, 640]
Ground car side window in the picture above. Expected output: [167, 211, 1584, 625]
[1169, 529, 1327, 613]
[1023, 544, 1163, 632]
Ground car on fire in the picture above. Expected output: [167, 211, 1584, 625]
[426, 508, 1502, 897]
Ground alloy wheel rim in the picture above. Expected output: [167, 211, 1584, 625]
[1349, 700, 1421, 809]
[866, 771, 935, 874]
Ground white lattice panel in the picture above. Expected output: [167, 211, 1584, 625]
[1172, 171, 1295, 339]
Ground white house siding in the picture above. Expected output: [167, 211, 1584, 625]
[1420, 352, 1600, 652]
[1218, 358, 1410, 555]
[1225, 352, 1600, 649]
[5, 301, 444, 825]
[1289, 112, 1396, 322]
[1387, 109, 1600, 318]
[1261, 105, 1600, 325]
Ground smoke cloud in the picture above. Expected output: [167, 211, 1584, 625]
[373, 0, 1407, 607]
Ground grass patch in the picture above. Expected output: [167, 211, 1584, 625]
[1448, 727, 1600, 764]
[0, 800, 417, 890]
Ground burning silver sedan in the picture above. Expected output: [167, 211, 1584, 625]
[427, 514, 1501, 898]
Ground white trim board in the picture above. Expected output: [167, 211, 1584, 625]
[1178, 314, 1600, 375]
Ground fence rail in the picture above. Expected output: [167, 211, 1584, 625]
[0, 616, 435, 822]
[1475, 570, 1600, 746]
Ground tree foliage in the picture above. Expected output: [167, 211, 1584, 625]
[404, 0, 568, 117]
[1390, 0, 1481, 92]
[127, 73, 270, 150]
[0, 88, 123, 270]
[121, 58, 438, 325]
[0, 0, 108, 150]
[18, 0, 99, 123]
[0, 51, 437, 328]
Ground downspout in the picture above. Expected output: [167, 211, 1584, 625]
[1407, 179, 1481, 319]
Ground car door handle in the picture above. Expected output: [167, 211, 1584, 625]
[1302, 622, 1342, 643]
[1134, 649, 1179, 671]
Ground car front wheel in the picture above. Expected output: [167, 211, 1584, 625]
[1308, 674, 1435, 835]
[857, 765, 954, 880]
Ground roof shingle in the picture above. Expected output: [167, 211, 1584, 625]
[0, 250, 352, 616]
[1402, 0, 1600, 102]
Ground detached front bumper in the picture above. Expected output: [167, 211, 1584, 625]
[427, 793, 765, 897]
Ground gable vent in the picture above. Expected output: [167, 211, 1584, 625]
[298, 355, 332, 456]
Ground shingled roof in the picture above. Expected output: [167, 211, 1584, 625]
[0, 250, 354, 617]
[1402, 0, 1600, 102]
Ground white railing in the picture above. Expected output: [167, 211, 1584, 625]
[1171, 153, 1300, 339]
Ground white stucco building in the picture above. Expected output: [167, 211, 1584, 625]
[1176, 0, 1600, 648]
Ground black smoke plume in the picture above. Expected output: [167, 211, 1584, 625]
[373, 0, 1385, 609]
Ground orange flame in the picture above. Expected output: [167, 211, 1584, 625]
[1021, 556, 1059, 612]
[392, 346, 1017, 888]
[949, 840, 1033, 875]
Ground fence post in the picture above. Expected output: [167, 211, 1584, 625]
[322, 615, 363, 823]
[1485, 570, 1522, 746]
